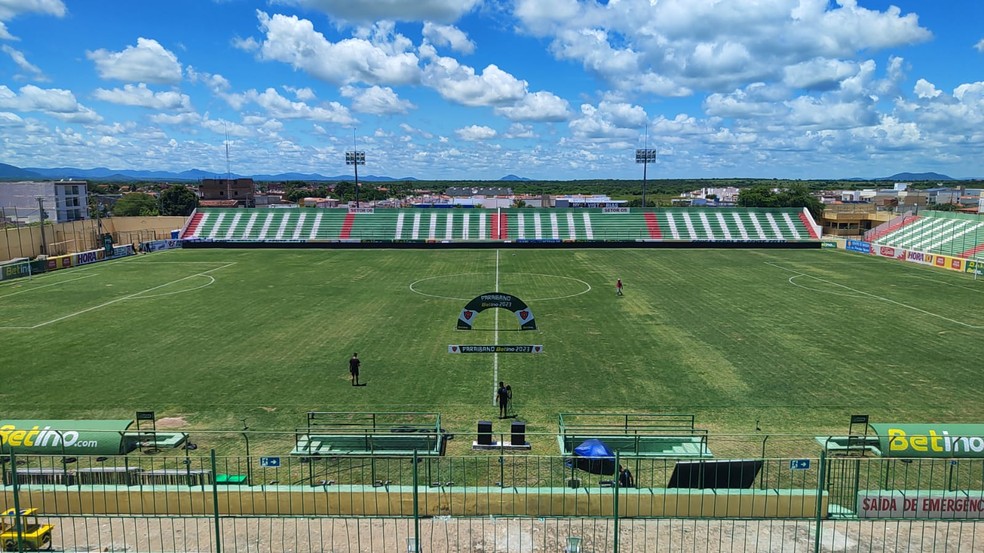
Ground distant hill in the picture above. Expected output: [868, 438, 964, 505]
[15, 164, 418, 182]
[0, 163, 43, 179]
[877, 172, 953, 181]
[499, 174, 530, 181]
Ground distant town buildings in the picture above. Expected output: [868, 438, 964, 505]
[199, 178, 255, 207]
[0, 180, 89, 224]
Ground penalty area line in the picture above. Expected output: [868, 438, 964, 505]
[26, 263, 235, 329]
[0, 274, 96, 298]
[767, 262, 984, 330]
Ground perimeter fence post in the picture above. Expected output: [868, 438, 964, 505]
[813, 451, 827, 553]
[10, 451, 24, 553]
[210, 449, 222, 553]
[412, 450, 420, 552]
[613, 451, 620, 553]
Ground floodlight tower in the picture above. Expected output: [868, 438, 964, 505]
[635, 148, 657, 208]
[345, 147, 366, 208]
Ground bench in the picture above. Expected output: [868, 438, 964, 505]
[216, 474, 248, 485]
[558, 434, 713, 458]
[291, 433, 443, 457]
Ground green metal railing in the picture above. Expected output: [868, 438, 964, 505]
[3, 449, 984, 551]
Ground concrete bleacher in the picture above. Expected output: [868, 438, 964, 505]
[867, 212, 984, 258]
[557, 413, 713, 458]
[290, 411, 446, 458]
[183, 207, 820, 244]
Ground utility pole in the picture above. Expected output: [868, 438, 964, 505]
[36, 196, 48, 256]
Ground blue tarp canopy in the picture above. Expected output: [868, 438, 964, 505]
[566, 438, 616, 475]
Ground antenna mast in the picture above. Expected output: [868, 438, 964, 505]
[224, 127, 232, 204]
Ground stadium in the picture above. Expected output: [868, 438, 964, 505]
[1, 205, 983, 552]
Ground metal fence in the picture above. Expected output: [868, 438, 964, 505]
[3, 449, 983, 552]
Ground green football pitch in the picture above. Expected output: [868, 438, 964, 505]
[1, 248, 982, 455]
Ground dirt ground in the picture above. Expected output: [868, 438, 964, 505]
[45, 515, 983, 552]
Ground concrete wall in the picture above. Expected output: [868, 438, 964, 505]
[2, 486, 826, 518]
[0, 216, 187, 261]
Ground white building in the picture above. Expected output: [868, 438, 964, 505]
[0, 180, 89, 224]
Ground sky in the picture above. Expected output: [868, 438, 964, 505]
[1, 0, 983, 181]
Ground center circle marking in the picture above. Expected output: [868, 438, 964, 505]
[409, 272, 591, 301]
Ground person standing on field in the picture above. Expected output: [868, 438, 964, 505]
[497, 381, 509, 418]
[349, 353, 361, 386]
[616, 278, 623, 296]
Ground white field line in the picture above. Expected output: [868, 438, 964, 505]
[767, 262, 984, 329]
[0, 253, 231, 290]
[905, 273, 984, 294]
[10, 262, 235, 330]
[0, 274, 96, 298]
[493, 249, 500, 406]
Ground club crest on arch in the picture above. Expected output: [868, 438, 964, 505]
[456, 292, 537, 331]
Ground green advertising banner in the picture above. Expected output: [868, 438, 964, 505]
[871, 423, 984, 458]
[0, 419, 133, 455]
[967, 259, 983, 277]
[456, 292, 537, 331]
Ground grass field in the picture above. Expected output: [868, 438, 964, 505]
[1, 247, 982, 456]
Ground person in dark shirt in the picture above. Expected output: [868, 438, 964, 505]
[497, 381, 509, 418]
[616, 278, 623, 296]
[349, 353, 361, 386]
[618, 465, 634, 488]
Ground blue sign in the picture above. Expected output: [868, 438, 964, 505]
[260, 456, 281, 468]
[846, 240, 871, 254]
[790, 459, 811, 470]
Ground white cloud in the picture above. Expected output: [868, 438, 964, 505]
[421, 45, 527, 106]
[87, 38, 183, 85]
[514, 0, 931, 95]
[0, 84, 102, 123]
[340, 85, 415, 115]
[456, 124, 496, 140]
[494, 91, 571, 122]
[247, 12, 420, 86]
[783, 58, 857, 90]
[280, 0, 480, 23]
[954, 81, 984, 102]
[93, 83, 193, 111]
[504, 123, 535, 139]
[704, 83, 787, 119]
[399, 122, 434, 139]
[199, 116, 251, 138]
[422, 22, 475, 54]
[1, 45, 46, 81]
[785, 96, 874, 129]
[234, 87, 357, 125]
[914, 79, 941, 100]
[568, 101, 647, 141]
[150, 112, 201, 126]
[850, 115, 922, 150]
[186, 67, 231, 93]
[0, 0, 66, 40]
[976, 38, 984, 53]
[0, 111, 24, 126]
[284, 86, 316, 102]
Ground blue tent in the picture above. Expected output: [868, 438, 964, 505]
[566, 438, 616, 476]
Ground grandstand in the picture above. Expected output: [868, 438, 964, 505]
[865, 211, 984, 258]
[180, 207, 821, 243]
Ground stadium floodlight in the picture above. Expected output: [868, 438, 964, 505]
[345, 150, 366, 208]
[635, 148, 657, 208]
